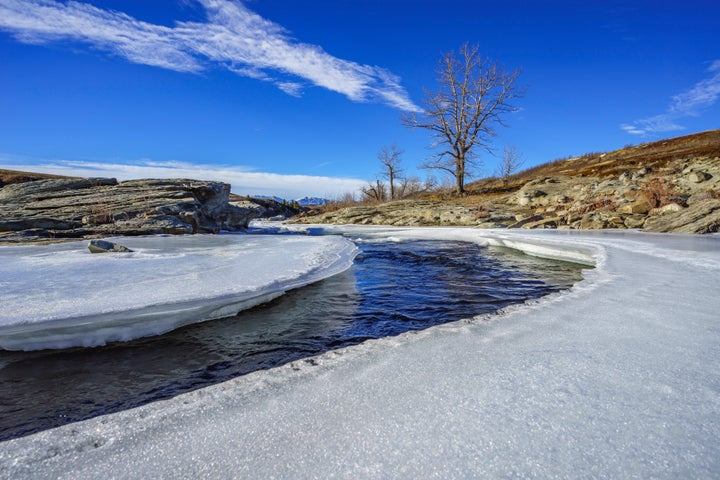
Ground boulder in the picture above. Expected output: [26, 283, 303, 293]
[623, 215, 646, 229]
[87, 239, 133, 253]
[618, 200, 650, 215]
[577, 213, 609, 230]
[649, 203, 683, 216]
[688, 171, 711, 183]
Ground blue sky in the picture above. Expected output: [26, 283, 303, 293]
[1, 0, 719, 198]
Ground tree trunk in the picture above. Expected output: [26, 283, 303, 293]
[455, 157, 465, 195]
[389, 170, 395, 199]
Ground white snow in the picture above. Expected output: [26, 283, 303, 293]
[0, 234, 358, 351]
[1, 228, 719, 479]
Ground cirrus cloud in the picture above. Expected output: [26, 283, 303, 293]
[0, 0, 420, 111]
[621, 60, 720, 136]
[0, 154, 367, 200]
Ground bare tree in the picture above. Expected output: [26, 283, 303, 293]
[378, 143, 404, 199]
[360, 179, 387, 202]
[423, 173, 440, 192]
[497, 145, 525, 186]
[403, 43, 524, 195]
[395, 175, 428, 198]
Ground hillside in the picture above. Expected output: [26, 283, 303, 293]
[469, 129, 720, 192]
[294, 130, 720, 234]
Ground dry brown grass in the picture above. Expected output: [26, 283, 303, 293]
[467, 128, 720, 195]
[0, 169, 77, 187]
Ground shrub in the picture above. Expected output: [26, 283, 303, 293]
[641, 176, 681, 209]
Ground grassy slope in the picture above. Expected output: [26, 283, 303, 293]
[466, 129, 720, 197]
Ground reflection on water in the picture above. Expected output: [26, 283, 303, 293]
[0, 239, 584, 441]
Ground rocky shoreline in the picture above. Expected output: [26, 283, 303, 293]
[293, 144, 720, 234]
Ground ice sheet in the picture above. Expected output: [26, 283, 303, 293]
[0, 234, 358, 350]
[2, 228, 719, 479]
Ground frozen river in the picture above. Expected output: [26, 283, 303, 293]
[0, 233, 581, 440]
[1, 227, 719, 479]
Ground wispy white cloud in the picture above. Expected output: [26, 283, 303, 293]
[621, 60, 720, 136]
[0, 154, 366, 199]
[276, 82, 303, 97]
[669, 60, 720, 116]
[0, 0, 420, 111]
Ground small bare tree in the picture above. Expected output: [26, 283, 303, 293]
[360, 180, 387, 202]
[378, 143, 404, 199]
[395, 175, 427, 198]
[403, 43, 524, 195]
[423, 173, 440, 192]
[497, 145, 525, 186]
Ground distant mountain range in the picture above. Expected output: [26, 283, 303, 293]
[253, 195, 326, 206]
[295, 196, 326, 206]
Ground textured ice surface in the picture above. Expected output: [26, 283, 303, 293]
[0, 234, 358, 350]
[1, 229, 719, 479]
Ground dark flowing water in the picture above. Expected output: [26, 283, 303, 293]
[0, 238, 584, 441]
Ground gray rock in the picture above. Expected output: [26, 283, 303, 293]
[113, 215, 194, 235]
[475, 221, 509, 229]
[508, 215, 544, 229]
[291, 200, 483, 227]
[643, 200, 720, 234]
[618, 200, 650, 215]
[623, 215, 646, 229]
[688, 171, 711, 183]
[88, 239, 134, 253]
[520, 216, 561, 229]
[687, 191, 715, 205]
[0, 178, 117, 201]
[0, 218, 82, 232]
[577, 213, 610, 230]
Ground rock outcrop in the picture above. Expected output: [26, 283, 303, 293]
[0, 177, 260, 243]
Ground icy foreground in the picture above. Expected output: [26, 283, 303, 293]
[0, 234, 358, 350]
[2, 228, 720, 479]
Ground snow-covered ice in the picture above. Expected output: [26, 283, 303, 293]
[0, 234, 358, 350]
[1, 228, 719, 479]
